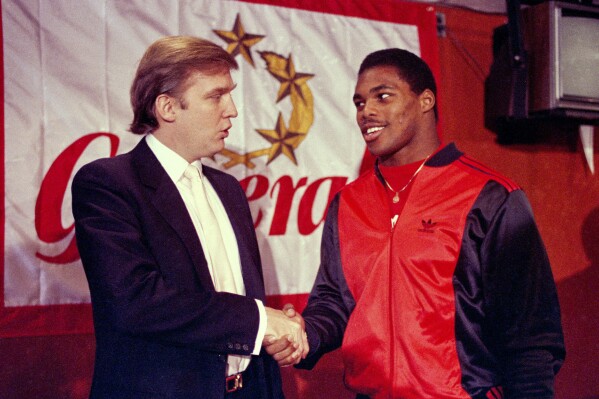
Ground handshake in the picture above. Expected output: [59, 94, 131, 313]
[263, 304, 308, 367]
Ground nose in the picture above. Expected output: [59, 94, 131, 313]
[224, 94, 238, 118]
[357, 100, 376, 125]
[362, 100, 377, 117]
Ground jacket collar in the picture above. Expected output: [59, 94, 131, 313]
[374, 142, 463, 185]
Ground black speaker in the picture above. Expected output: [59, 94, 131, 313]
[484, 24, 529, 133]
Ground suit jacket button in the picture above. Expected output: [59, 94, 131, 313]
[243, 344, 249, 351]
[227, 343, 234, 349]
[235, 343, 241, 350]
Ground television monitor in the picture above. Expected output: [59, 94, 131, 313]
[523, 1, 599, 120]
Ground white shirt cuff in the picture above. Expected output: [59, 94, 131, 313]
[253, 299, 266, 355]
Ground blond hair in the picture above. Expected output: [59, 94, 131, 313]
[129, 36, 238, 134]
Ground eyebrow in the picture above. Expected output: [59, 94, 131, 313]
[205, 83, 238, 97]
[353, 84, 395, 101]
[369, 84, 395, 93]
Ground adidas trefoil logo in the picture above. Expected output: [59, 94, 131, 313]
[418, 218, 436, 233]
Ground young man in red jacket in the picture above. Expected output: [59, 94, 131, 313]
[268, 48, 564, 399]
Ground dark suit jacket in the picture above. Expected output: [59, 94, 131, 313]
[72, 138, 283, 399]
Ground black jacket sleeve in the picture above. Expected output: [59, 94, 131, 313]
[480, 187, 565, 398]
[297, 194, 355, 370]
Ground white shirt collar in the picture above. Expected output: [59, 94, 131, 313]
[145, 134, 203, 182]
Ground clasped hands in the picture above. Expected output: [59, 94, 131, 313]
[263, 304, 308, 367]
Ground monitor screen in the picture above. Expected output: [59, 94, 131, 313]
[559, 8, 599, 102]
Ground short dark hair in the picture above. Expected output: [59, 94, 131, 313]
[359, 48, 438, 120]
[129, 36, 238, 135]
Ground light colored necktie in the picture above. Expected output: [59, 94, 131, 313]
[184, 165, 247, 376]
[183, 165, 237, 293]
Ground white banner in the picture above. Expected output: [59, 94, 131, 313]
[2, 0, 436, 335]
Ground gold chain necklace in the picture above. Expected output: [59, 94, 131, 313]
[382, 154, 431, 204]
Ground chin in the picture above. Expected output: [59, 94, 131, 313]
[366, 143, 386, 158]
[205, 145, 224, 159]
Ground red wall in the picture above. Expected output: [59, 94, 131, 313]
[1, 5, 597, 399]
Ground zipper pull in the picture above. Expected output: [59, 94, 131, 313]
[391, 214, 398, 229]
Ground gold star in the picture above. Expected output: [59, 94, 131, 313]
[256, 113, 304, 165]
[213, 14, 264, 67]
[259, 52, 314, 103]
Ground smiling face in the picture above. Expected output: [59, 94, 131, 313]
[154, 69, 238, 163]
[353, 65, 438, 166]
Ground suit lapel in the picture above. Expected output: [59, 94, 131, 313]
[131, 139, 216, 291]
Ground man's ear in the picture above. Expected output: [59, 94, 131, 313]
[420, 89, 436, 114]
[155, 94, 176, 123]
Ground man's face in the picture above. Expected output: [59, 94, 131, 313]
[353, 65, 426, 164]
[172, 69, 238, 162]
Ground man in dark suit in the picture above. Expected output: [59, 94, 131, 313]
[72, 36, 307, 399]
